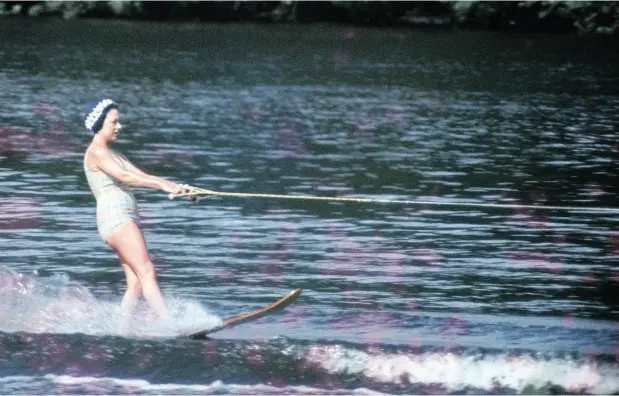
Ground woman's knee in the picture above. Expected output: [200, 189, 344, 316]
[133, 261, 157, 282]
[126, 276, 141, 292]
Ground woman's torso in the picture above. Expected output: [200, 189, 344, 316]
[83, 145, 137, 210]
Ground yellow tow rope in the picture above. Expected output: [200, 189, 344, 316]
[174, 186, 619, 213]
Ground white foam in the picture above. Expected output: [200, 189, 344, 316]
[0, 266, 221, 338]
[44, 374, 385, 395]
[0, 376, 34, 383]
[303, 345, 619, 394]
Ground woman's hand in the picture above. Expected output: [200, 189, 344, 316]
[161, 180, 189, 200]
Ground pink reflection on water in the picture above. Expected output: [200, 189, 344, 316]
[137, 207, 157, 232]
[362, 306, 404, 349]
[145, 148, 198, 170]
[324, 225, 369, 277]
[177, 153, 198, 168]
[341, 29, 357, 40]
[214, 267, 239, 284]
[0, 197, 44, 230]
[415, 248, 441, 266]
[509, 251, 563, 275]
[0, 102, 71, 158]
[382, 251, 409, 294]
[35, 103, 66, 134]
[527, 213, 550, 229]
[431, 90, 444, 108]
[407, 334, 424, 356]
[132, 348, 154, 369]
[263, 261, 284, 286]
[505, 197, 532, 219]
[440, 314, 468, 337]
[275, 121, 307, 158]
[332, 49, 350, 68]
[581, 272, 598, 283]
[611, 233, 619, 256]
[385, 106, 407, 127]
[424, 382, 448, 395]
[28, 337, 72, 373]
[244, 340, 268, 370]
[0, 126, 32, 154]
[34, 103, 55, 117]
[229, 232, 245, 250]
[563, 312, 575, 328]
[202, 340, 219, 365]
[245, 105, 263, 121]
[278, 305, 310, 334]
[353, 113, 376, 135]
[584, 182, 605, 198]
[214, 233, 245, 284]
[261, 222, 298, 286]
[372, 232, 413, 303]
[77, 344, 108, 375]
[528, 190, 547, 205]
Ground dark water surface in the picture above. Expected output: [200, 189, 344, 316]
[1, 19, 618, 394]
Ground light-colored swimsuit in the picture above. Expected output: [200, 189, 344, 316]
[84, 147, 140, 242]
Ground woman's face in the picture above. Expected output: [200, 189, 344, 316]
[99, 109, 122, 141]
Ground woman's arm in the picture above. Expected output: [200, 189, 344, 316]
[115, 152, 149, 177]
[115, 153, 187, 197]
[91, 147, 180, 194]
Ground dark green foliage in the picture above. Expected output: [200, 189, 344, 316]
[2, 1, 618, 34]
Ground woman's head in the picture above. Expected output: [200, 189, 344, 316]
[84, 99, 120, 136]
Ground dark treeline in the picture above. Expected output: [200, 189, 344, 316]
[1, 1, 619, 34]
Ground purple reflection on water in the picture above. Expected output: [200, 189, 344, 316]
[0, 198, 44, 230]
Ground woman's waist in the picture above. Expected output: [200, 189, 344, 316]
[93, 187, 137, 206]
[96, 200, 138, 217]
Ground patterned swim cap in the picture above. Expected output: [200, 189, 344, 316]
[84, 99, 118, 133]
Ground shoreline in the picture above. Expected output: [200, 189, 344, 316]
[1, 1, 618, 35]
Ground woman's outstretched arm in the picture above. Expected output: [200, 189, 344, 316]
[91, 146, 181, 194]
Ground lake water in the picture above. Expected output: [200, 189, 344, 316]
[0, 19, 618, 394]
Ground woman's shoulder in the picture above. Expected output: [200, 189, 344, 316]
[87, 144, 113, 158]
[85, 144, 113, 169]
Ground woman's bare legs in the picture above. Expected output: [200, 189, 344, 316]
[107, 221, 170, 319]
[117, 263, 141, 333]
[120, 262, 141, 314]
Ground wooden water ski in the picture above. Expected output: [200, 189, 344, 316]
[184, 288, 302, 339]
